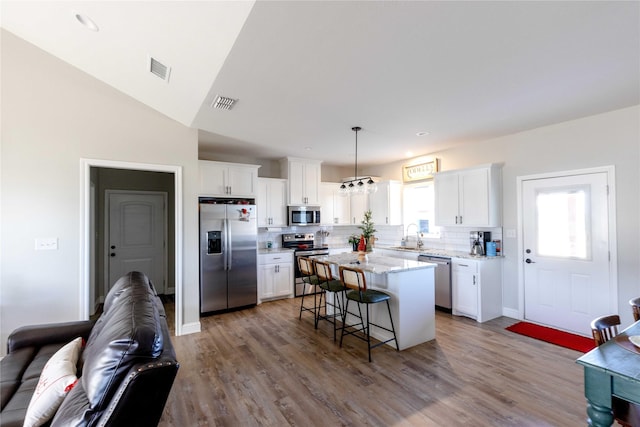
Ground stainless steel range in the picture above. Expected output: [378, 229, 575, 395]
[282, 233, 330, 297]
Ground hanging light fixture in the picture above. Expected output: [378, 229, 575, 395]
[338, 126, 377, 195]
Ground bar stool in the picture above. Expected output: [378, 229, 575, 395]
[339, 265, 398, 362]
[314, 260, 347, 341]
[298, 256, 322, 327]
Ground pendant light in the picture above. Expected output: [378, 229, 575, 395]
[338, 126, 377, 195]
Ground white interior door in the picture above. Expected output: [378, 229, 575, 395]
[522, 171, 611, 336]
[107, 191, 167, 294]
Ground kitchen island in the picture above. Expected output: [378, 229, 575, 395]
[314, 252, 436, 350]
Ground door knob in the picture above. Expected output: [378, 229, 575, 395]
[525, 258, 535, 264]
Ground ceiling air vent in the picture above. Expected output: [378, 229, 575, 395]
[148, 56, 171, 82]
[211, 95, 237, 110]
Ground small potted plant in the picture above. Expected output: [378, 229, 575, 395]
[359, 210, 376, 252]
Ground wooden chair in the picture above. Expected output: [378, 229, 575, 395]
[339, 265, 398, 362]
[297, 256, 322, 327]
[313, 260, 347, 341]
[590, 314, 639, 426]
[629, 297, 640, 322]
[590, 314, 620, 346]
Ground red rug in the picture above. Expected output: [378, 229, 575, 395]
[506, 321, 595, 353]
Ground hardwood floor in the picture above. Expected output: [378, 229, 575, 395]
[159, 298, 588, 426]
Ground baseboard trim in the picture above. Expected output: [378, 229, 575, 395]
[180, 321, 201, 335]
[502, 307, 520, 320]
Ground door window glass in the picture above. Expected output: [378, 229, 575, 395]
[536, 186, 590, 259]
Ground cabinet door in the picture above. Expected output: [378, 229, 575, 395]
[320, 183, 336, 225]
[333, 192, 351, 225]
[434, 173, 460, 226]
[268, 180, 287, 227]
[199, 161, 227, 195]
[459, 168, 489, 226]
[288, 161, 306, 204]
[227, 166, 257, 197]
[349, 193, 368, 225]
[452, 260, 478, 318]
[302, 162, 321, 205]
[258, 264, 276, 300]
[369, 181, 402, 225]
[257, 180, 270, 227]
[274, 263, 293, 297]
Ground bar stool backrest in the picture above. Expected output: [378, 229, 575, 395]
[339, 266, 367, 292]
[298, 257, 315, 277]
[314, 260, 333, 282]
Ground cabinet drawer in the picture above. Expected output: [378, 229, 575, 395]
[259, 252, 293, 265]
[452, 260, 477, 273]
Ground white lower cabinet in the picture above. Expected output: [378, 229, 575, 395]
[258, 252, 294, 302]
[452, 258, 502, 323]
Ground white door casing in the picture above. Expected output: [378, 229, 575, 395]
[518, 167, 617, 336]
[80, 158, 187, 337]
[106, 191, 167, 295]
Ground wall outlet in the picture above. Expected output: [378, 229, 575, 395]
[505, 229, 517, 239]
[35, 237, 58, 250]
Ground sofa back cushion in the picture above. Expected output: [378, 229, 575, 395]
[53, 272, 163, 425]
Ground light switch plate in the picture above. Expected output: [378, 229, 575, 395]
[35, 237, 58, 250]
[505, 229, 517, 239]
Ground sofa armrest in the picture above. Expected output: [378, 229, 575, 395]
[7, 320, 95, 354]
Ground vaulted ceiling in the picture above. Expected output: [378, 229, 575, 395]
[2, 1, 638, 166]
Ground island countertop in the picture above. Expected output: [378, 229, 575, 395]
[314, 252, 435, 275]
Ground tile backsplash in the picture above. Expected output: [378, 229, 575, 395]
[258, 225, 503, 254]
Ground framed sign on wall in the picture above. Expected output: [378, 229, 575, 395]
[403, 158, 439, 183]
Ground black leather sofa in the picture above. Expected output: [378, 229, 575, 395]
[0, 271, 179, 426]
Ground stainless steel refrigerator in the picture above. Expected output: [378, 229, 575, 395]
[199, 199, 257, 314]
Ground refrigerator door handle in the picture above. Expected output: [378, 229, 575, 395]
[223, 218, 229, 270]
[226, 218, 232, 270]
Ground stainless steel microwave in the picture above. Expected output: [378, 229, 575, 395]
[288, 205, 321, 226]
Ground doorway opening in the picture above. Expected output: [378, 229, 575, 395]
[80, 159, 183, 335]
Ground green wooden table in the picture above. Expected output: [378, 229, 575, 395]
[576, 321, 640, 426]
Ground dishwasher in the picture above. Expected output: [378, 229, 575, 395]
[418, 255, 452, 312]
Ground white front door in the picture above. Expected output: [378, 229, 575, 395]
[522, 171, 612, 336]
[107, 191, 167, 294]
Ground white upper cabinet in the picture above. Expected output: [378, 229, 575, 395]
[199, 160, 259, 197]
[257, 178, 287, 227]
[280, 157, 322, 205]
[434, 164, 502, 227]
[320, 182, 350, 225]
[369, 180, 403, 226]
[349, 192, 368, 225]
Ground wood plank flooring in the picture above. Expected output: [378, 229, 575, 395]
[159, 298, 588, 426]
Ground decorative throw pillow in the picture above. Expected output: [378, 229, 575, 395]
[23, 337, 83, 427]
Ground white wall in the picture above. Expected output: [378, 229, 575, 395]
[370, 106, 640, 326]
[0, 30, 202, 351]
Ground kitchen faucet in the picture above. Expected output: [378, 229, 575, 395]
[405, 223, 424, 249]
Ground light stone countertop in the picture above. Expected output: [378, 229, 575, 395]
[314, 252, 435, 275]
[375, 245, 504, 260]
[258, 248, 295, 255]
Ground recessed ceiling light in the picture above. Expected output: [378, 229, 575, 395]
[406, 151, 414, 157]
[304, 147, 312, 151]
[416, 131, 430, 137]
[74, 12, 99, 32]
